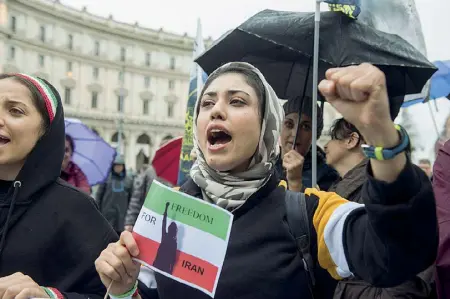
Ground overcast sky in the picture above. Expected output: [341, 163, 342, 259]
[61, 0, 448, 60]
[60, 0, 450, 160]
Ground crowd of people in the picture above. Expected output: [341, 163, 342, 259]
[0, 60, 446, 299]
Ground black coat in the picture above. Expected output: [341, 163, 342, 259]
[137, 161, 437, 299]
[330, 159, 435, 299]
[0, 80, 118, 299]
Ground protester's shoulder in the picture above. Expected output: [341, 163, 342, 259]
[179, 177, 202, 198]
[435, 140, 450, 166]
[48, 178, 99, 210]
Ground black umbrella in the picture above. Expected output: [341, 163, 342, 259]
[195, 10, 437, 115]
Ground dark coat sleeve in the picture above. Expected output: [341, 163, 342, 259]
[345, 162, 438, 287]
[307, 160, 438, 288]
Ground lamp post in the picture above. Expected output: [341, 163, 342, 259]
[117, 65, 125, 156]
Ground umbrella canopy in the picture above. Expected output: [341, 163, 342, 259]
[402, 60, 450, 108]
[196, 10, 436, 116]
[65, 118, 116, 186]
[152, 136, 182, 186]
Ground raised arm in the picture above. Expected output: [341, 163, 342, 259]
[312, 64, 438, 287]
[162, 202, 170, 236]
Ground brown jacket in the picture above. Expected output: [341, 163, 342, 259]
[328, 159, 368, 204]
[330, 159, 435, 299]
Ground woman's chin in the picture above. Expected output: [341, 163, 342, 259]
[207, 159, 233, 173]
[206, 156, 252, 174]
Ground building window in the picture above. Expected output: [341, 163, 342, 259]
[167, 102, 174, 118]
[64, 87, 71, 105]
[9, 46, 15, 60]
[93, 67, 99, 79]
[145, 52, 151, 67]
[39, 25, 46, 42]
[38, 54, 45, 67]
[68, 34, 73, 50]
[168, 80, 175, 90]
[118, 71, 124, 83]
[91, 92, 98, 109]
[144, 76, 150, 88]
[170, 56, 176, 70]
[143, 99, 149, 115]
[120, 47, 126, 62]
[117, 95, 124, 112]
[10, 16, 16, 33]
[94, 41, 100, 56]
[67, 61, 72, 72]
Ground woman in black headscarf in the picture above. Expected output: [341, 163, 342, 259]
[0, 74, 117, 298]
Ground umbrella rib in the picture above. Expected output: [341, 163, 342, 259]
[283, 61, 296, 98]
[75, 151, 108, 178]
[293, 57, 312, 147]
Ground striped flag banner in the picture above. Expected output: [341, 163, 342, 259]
[323, 0, 361, 19]
[132, 181, 233, 297]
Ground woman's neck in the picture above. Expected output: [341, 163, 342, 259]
[0, 161, 24, 181]
[334, 153, 365, 178]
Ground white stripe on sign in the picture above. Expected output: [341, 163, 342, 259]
[134, 206, 228, 267]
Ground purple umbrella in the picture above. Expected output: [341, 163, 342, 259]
[65, 118, 116, 186]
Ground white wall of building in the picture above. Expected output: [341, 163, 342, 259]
[0, 0, 213, 171]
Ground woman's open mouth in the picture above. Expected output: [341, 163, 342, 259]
[207, 129, 232, 151]
[0, 136, 11, 147]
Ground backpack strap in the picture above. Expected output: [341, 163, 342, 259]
[285, 190, 316, 287]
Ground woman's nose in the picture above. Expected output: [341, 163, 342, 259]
[210, 99, 227, 120]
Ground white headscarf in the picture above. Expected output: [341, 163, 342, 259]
[189, 62, 284, 210]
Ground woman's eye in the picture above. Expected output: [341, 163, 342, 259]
[200, 100, 214, 108]
[230, 98, 245, 105]
[302, 123, 312, 131]
[284, 121, 294, 129]
[10, 108, 24, 115]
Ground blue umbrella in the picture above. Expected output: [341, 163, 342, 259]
[65, 118, 116, 186]
[402, 60, 450, 108]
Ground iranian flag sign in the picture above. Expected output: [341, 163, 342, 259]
[132, 180, 233, 297]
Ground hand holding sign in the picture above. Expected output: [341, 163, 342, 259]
[95, 232, 141, 296]
[132, 181, 233, 297]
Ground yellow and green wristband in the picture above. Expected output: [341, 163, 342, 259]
[361, 124, 410, 161]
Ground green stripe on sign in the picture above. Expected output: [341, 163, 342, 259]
[144, 181, 232, 240]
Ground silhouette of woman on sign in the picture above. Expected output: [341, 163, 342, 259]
[153, 202, 178, 274]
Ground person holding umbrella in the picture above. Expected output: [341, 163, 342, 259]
[95, 62, 436, 299]
[0, 74, 117, 298]
[60, 134, 91, 194]
[96, 154, 133, 235]
[277, 98, 339, 191]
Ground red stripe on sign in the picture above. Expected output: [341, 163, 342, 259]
[133, 232, 218, 293]
[133, 232, 159, 264]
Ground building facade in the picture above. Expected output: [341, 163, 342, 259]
[0, 0, 212, 171]
[0, 0, 337, 173]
